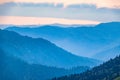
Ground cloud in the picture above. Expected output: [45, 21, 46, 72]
[0, 2, 119, 22]
[0, 0, 120, 9]
[0, 16, 100, 25]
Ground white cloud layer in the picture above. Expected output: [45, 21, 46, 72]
[0, 0, 120, 8]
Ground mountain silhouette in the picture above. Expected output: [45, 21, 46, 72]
[0, 29, 100, 68]
[0, 49, 89, 80]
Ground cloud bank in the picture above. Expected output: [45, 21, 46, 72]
[0, 2, 119, 25]
[0, 2, 119, 22]
[0, 0, 120, 8]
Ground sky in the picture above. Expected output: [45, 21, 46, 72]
[0, 0, 120, 25]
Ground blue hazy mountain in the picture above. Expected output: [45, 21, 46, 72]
[0, 29, 100, 68]
[93, 45, 120, 61]
[0, 49, 89, 80]
[6, 22, 120, 60]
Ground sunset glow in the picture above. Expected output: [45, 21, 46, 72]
[0, 16, 100, 25]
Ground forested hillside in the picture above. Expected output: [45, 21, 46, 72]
[52, 55, 120, 80]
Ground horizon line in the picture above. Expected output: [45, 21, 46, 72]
[0, 16, 100, 26]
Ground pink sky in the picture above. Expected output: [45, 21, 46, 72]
[0, 16, 100, 25]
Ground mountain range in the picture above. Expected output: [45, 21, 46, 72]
[6, 22, 120, 61]
[0, 22, 120, 80]
[0, 29, 100, 68]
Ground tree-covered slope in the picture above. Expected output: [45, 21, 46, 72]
[114, 77, 120, 80]
[52, 55, 120, 80]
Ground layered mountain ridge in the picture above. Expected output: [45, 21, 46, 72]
[0, 49, 89, 80]
[6, 22, 120, 60]
[0, 29, 100, 68]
